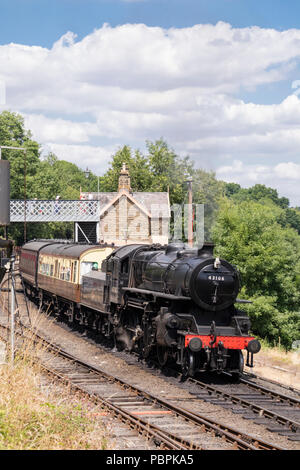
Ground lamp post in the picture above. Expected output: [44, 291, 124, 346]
[84, 166, 100, 197]
[0, 145, 27, 242]
[84, 166, 90, 180]
[186, 176, 193, 247]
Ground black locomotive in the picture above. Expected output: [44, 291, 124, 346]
[20, 240, 261, 378]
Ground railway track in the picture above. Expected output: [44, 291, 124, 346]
[185, 375, 300, 442]
[243, 370, 300, 396]
[79, 328, 300, 443]
[1, 275, 298, 450]
[91, 340, 300, 442]
[0, 318, 285, 451]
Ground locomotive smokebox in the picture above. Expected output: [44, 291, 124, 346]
[0, 160, 10, 226]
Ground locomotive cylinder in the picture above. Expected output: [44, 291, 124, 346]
[154, 308, 180, 347]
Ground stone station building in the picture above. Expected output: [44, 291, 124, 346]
[79, 164, 170, 246]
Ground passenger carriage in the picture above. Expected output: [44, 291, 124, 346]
[20, 240, 115, 308]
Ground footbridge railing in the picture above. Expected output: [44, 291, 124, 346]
[10, 200, 100, 223]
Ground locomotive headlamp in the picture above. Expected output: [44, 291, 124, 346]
[247, 339, 261, 354]
[188, 337, 202, 352]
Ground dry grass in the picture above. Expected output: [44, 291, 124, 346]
[0, 281, 113, 450]
[0, 333, 111, 450]
[259, 344, 300, 367]
[244, 344, 300, 389]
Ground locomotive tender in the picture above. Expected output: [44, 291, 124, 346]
[20, 240, 261, 378]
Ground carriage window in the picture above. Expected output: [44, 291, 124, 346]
[65, 267, 71, 281]
[40, 263, 50, 275]
[79, 261, 96, 283]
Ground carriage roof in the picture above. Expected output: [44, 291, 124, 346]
[22, 240, 115, 259]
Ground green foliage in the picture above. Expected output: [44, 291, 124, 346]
[212, 199, 300, 348]
[31, 154, 98, 200]
[0, 111, 40, 200]
[236, 292, 299, 349]
[225, 182, 290, 209]
[100, 139, 224, 240]
[100, 139, 195, 201]
[99, 145, 152, 192]
[277, 207, 300, 235]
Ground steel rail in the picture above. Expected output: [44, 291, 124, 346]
[243, 371, 300, 396]
[39, 362, 194, 451]
[187, 376, 300, 433]
[0, 322, 196, 451]
[0, 319, 284, 451]
[239, 377, 300, 407]
[142, 354, 300, 437]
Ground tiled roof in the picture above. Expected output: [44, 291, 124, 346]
[81, 191, 170, 217]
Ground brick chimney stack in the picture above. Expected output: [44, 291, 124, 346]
[118, 162, 131, 192]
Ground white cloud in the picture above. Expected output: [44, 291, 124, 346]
[1, 22, 300, 204]
[23, 113, 99, 144]
[43, 143, 119, 173]
[274, 162, 300, 180]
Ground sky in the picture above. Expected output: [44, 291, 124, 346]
[1, 0, 300, 205]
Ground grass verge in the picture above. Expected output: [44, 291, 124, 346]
[0, 345, 111, 450]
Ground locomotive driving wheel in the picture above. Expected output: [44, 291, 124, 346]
[182, 349, 195, 377]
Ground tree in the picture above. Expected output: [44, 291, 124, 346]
[31, 154, 99, 200]
[224, 182, 241, 197]
[191, 169, 225, 241]
[225, 182, 290, 209]
[99, 145, 152, 193]
[277, 207, 300, 235]
[212, 198, 300, 348]
[0, 111, 40, 199]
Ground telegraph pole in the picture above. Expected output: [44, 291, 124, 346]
[10, 255, 15, 363]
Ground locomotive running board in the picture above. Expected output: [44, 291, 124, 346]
[122, 287, 191, 301]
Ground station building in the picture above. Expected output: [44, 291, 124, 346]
[79, 164, 170, 246]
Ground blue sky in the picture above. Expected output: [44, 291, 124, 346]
[1, 0, 300, 204]
[2, 0, 300, 47]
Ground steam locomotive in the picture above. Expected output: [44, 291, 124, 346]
[20, 240, 261, 378]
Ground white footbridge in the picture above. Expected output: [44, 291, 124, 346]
[10, 200, 101, 243]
